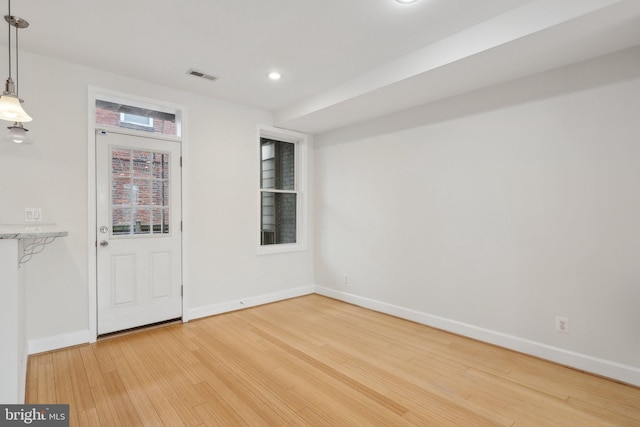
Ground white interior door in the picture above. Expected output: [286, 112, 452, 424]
[96, 130, 182, 335]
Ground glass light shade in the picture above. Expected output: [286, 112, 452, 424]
[0, 94, 33, 122]
[7, 123, 30, 144]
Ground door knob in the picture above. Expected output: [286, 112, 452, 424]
[100, 240, 109, 247]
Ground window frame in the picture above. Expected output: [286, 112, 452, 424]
[257, 126, 308, 255]
[88, 86, 188, 341]
[94, 94, 182, 140]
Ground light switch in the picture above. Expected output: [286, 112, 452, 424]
[25, 208, 42, 223]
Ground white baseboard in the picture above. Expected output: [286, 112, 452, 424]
[28, 329, 91, 355]
[26, 286, 640, 387]
[314, 285, 640, 387]
[27, 286, 315, 354]
[188, 285, 315, 321]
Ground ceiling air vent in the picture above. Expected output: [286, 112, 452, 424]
[187, 69, 217, 81]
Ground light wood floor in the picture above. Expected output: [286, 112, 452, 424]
[27, 295, 640, 426]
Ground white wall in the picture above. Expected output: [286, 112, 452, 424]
[314, 47, 640, 384]
[1, 37, 637, 385]
[185, 100, 315, 318]
[0, 49, 314, 346]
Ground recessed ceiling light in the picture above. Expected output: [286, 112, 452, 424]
[267, 71, 282, 81]
[395, 0, 418, 4]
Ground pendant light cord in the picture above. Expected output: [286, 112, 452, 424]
[7, 0, 11, 82]
[14, 11, 18, 96]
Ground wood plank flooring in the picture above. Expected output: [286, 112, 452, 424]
[26, 295, 640, 426]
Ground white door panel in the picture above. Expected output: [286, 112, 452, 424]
[96, 130, 182, 335]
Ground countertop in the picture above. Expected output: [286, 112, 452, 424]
[0, 224, 69, 239]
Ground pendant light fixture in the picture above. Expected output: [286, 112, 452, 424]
[0, 0, 31, 124]
[7, 121, 28, 143]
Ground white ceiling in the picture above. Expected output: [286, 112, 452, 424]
[7, 0, 640, 133]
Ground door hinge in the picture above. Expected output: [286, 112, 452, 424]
[180, 157, 183, 167]
[180, 221, 183, 231]
[181, 285, 183, 297]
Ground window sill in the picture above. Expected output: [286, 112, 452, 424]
[257, 243, 307, 256]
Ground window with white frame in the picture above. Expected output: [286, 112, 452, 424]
[94, 98, 180, 137]
[259, 127, 307, 252]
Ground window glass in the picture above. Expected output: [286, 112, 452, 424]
[259, 135, 299, 247]
[260, 192, 297, 245]
[121, 113, 152, 127]
[95, 99, 178, 136]
[111, 147, 170, 236]
[260, 138, 295, 191]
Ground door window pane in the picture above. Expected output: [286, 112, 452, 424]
[112, 179, 131, 205]
[112, 208, 132, 235]
[152, 181, 169, 206]
[134, 209, 151, 234]
[152, 153, 169, 179]
[152, 208, 170, 234]
[162, 209, 170, 234]
[112, 149, 131, 176]
[132, 151, 152, 178]
[133, 179, 152, 205]
[111, 147, 171, 236]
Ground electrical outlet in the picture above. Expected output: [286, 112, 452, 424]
[555, 316, 569, 334]
[343, 274, 349, 285]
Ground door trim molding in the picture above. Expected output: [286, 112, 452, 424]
[87, 86, 188, 342]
